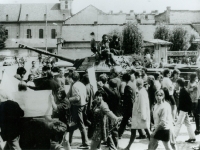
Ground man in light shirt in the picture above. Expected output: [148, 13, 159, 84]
[29, 61, 39, 77]
[67, 72, 89, 149]
[161, 69, 176, 120]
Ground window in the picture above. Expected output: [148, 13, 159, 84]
[39, 29, 43, 39]
[5, 30, 8, 38]
[6, 15, 8, 21]
[27, 29, 31, 38]
[51, 29, 56, 39]
[65, 1, 68, 9]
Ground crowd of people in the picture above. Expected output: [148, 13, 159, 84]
[0, 54, 200, 150]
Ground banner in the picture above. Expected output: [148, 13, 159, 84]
[13, 90, 52, 117]
[87, 67, 98, 93]
[0, 70, 19, 99]
[167, 51, 198, 56]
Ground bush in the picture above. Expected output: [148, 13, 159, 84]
[122, 22, 143, 54]
[169, 26, 190, 51]
[154, 25, 171, 41]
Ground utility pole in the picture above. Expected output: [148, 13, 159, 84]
[45, 4, 47, 52]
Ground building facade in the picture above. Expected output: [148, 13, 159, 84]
[0, 0, 72, 56]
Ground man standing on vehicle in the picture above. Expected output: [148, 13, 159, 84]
[29, 61, 39, 77]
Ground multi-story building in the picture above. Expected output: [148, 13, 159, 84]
[0, 0, 72, 56]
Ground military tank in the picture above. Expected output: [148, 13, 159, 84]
[19, 44, 164, 75]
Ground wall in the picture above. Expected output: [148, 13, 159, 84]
[155, 12, 167, 23]
[62, 25, 124, 42]
[63, 42, 90, 48]
[19, 22, 62, 39]
[170, 11, 200, 24]
[141, 19, 155, 24]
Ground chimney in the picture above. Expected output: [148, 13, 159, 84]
[26, 14, 28, 21]
[110, 10, 113, 14]
[119, 10, 123, 14]
[130, 10, 134, 16]
[167, 6, 171, 11]
[143, 10, 146, 14]
[155, 10, 158, 14]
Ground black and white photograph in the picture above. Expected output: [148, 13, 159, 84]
[0, 0, 200, 149]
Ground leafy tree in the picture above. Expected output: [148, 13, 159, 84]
[154, 25, 171, 41]
[169, 26, 190, 51]
[0, 25, 7, 49]
[122, 22, 143, 54]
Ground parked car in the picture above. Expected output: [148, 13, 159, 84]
[3, 57, 16, 66]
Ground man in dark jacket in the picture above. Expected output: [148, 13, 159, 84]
[174, 78, 196, 143]
[98, 78, 121, 150]
[0, 100, 24, 150]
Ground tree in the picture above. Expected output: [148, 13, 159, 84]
[122, 22, 143, 54]
[154, 25, 171, 41]
[0, 25, 7, 49]
[169, 26, 190, 51]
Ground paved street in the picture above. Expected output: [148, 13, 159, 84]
[67, 122, 200, 150]
[0, 57, 200, 150]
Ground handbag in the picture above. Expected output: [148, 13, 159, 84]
[154, 129, 170, 142]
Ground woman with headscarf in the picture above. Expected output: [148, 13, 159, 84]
[148, 89, 177, 150]
[89, 91, 121, 150]
[124, 79, 150, 150]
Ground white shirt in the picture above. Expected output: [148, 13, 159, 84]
[30, 67, 39, 76]
[153, 101, 173, 130]
[71, 81, 87, 106]
[161, 77, 174, 95]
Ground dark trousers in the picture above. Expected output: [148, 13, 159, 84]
[193, 100, 200, 131]
[118, 108, 132, 137]
[106, 117, 119, 150]
[70, 105, 89, 146]
[107, 125, 118, 150]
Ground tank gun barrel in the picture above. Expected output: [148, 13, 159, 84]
[18, 44, 75, 64]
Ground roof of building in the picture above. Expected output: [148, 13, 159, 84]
[155, 9, 200, 24]
[144, 39, 172, 45]
[0, 3, 70, 22]
[192, 38, 200, 44]
[64, 5, 126, 25]
[191, 24, 200, 35]
[0, 4, 21, 21]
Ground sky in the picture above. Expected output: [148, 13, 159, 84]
[0, 0, 200, 14]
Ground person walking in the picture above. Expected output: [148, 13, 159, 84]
[89, 91, 121, 150]
[118, 73, 136, 138]
[124, 79, 150, 150]
[161, 69, 176, 120]
[195, 68, 200, 136]
[67, 72, 89, 149]
[174, 78, 196, 143]
[187, 73, 199, 135]
[148, 89, 177, 150]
